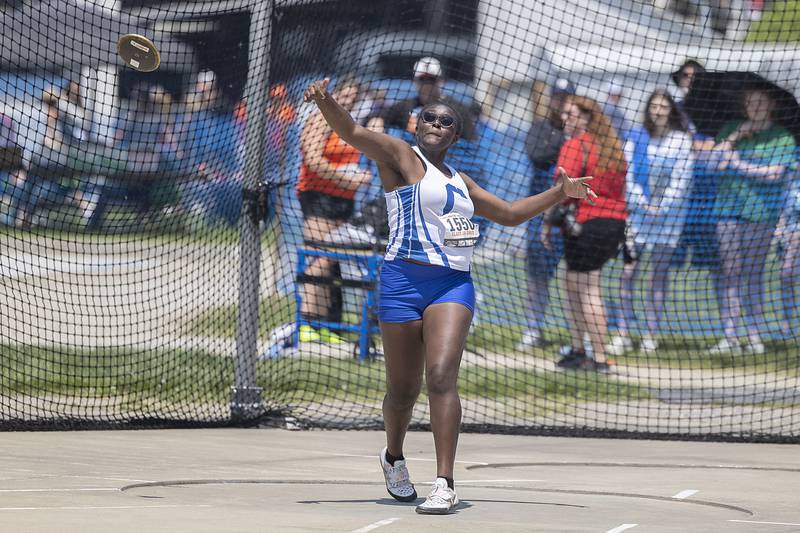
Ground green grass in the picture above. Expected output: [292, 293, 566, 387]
[468, 323, 525, 352]
[187, 295, 367, 344]
[186, 294, 296, 338]
[0, 210, 279, 249]
[503, 328, 800, 373]
[259, 357, 387, 403]
[190, 286, 797, 375]
[612, 339, 800, 374]
[259, 358, 650, 406]
[0, 343, 650, 411]
[747, 0, 800, 42]
[471, 249, 798, 371]
[0, 344, 233, 405]
[458, 364, 649, 402]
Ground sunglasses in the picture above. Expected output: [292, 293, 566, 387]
[420, 111, 456, 128]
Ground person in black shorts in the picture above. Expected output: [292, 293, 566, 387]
[296, 77, 373, 343]
[542, 95, 628, 372]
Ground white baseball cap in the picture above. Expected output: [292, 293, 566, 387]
[413, 57, 442, 79]
[607, 79, 624, 96]
[196, 69, 217, 85]
[552, 77, 576, 95]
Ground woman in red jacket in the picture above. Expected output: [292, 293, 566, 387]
[542, 95, 627, 372]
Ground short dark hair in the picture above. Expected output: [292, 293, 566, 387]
[643, 89, 685, 136]
[419, 101, 462, 137]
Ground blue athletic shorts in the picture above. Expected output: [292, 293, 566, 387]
[378, 259, 475, 323]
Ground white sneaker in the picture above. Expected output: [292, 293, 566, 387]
[515, 329, 542, 351]
[708, 338, 742, 356]
[379, 447, 417, 502]
[640, 336, 658, 354]
[416, 477, 459, 515]
[605, 335, 633, 357]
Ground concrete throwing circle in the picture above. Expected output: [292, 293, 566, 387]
[120, 478, 753, 529]
[465, 461, 800, 474]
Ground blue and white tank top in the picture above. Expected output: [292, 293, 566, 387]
[384, 146, 478, 272]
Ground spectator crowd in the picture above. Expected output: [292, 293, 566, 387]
[1, 56, 798, 362]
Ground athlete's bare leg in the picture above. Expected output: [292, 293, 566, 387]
[380, 320, 425, 458]
[421, 302, 473, 480]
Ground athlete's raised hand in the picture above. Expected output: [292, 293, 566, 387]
[557, 167, 597, 206]
[304, 78, 330, 103]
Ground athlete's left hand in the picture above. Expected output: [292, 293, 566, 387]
[303, 78, 330, 104]
[557, 167, 597, 206]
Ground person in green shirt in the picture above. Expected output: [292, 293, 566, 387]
[708, 87, 796, 355]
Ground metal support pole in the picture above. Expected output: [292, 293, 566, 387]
[231, 0, 274, 422]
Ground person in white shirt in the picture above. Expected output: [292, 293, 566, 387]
[607, 89, 694, 355]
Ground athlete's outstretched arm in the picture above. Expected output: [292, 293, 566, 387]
[304, 79, 415, 172]
[462, 167, 597, 227]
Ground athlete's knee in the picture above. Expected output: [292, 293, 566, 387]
[425, 365, 457, 396]
[385, 386, 420, 410]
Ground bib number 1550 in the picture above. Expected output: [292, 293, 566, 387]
[445, 216, 475, 232]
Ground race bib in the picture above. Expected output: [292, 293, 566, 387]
[440, 212, 479, 247]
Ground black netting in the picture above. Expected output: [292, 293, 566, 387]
[1, 0, 798, 441]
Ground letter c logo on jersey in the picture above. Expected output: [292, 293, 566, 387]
[443, 184, 466, 215]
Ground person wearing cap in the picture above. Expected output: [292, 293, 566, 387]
[516, 77, 575, 350]
[381, 56, 478, 141]
[525, 78, 575, 171]
[185, 69, 225, 114]
[174, 69, 242, 226]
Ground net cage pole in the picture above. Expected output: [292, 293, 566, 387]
[231, 0, 275, 421]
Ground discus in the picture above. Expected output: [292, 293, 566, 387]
[117, 34, 161, 72]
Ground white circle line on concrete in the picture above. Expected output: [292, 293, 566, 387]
[61, 476, 155, 483]
[0, 504, 212, 511]
[0, 488, 119, 493]
[467, 462, 800, 473]
[728, 520, 800, 527]
[117, 479, 754, 516]
[350, 517, 400, 533]
[672, 489, 699, 499]
[606, 524, 638, 533]
[457, 479, 544, 483]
